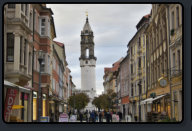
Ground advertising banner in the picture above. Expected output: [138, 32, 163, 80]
[59, 113, 69, 122]
[40, 116, 49, 122]
[4, 88, 18, 122]
[69, 115, 77, 122]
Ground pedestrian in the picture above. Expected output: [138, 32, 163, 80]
[106, 111, 110, 122]
[99, 112, 102, 122]
[68, 110, 71, 118]
[110, 110, 113, 122]
[118, 111, 122, 122]
[95, 111, 98, 122]
[87, 111, 90, 122]
[79, 112, 83, 122]
[91, 111, 95, 122]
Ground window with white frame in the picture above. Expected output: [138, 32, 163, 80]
[21, 4, 24, 12]
[25, 4, 28, 16]
[7, 33, 14, 62]
[47, 19, 50, 37]
[40, 18, 46, 36]
[48, 55, 50, 74]
[171, 11, 175, 30]
[41, 54, 46, 72]
[20, 36, 23, 64]
[176, 6, 180, 28]
[52, 79, 55, 91]
[173, 53, 176, 69]
[177, 50, 181, 71]
[24, 39, 27, 65]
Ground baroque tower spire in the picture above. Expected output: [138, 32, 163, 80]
[79, 14, 97, 111]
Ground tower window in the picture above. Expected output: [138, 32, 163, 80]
[86, 61, 88, 64]
[86, 48, 89, 58]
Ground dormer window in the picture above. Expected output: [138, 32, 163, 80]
[8, 4, 15, 8]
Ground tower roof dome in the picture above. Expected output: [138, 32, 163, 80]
[83, 17, 92, 32]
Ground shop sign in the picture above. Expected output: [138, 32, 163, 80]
[40, 116, 49, 122]
[59, 113, 68, 122]
[112, 114, 119, 122]
[4, 88, 18, 122]
[69, 115, 77, 122]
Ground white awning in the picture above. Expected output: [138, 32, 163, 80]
[4, 80, 31, 93]
[141, 94, 166, 105]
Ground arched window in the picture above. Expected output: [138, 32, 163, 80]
[86, 48, 89, 58]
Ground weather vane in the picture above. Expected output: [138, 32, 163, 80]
[85, 10, 88, 17]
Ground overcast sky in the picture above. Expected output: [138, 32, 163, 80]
[47, 4, 152, 95]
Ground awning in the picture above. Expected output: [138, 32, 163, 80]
[4, 80, 31, 93]
[141, 94, 166, 105]
[12, 105, 24, 109]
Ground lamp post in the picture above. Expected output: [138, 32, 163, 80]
[138, 81, 142, 122]
[37, 50, 44, 122]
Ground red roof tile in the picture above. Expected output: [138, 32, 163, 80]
[54, 41, 64, 47]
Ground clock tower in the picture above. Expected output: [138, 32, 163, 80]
[79, 14, 97, 111]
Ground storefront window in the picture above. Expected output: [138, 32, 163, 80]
[174, 92, 178, 120]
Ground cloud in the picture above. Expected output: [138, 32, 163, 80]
[47, 4, 152, 95]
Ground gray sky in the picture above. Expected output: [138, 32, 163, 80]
[47, 4, 152, 95]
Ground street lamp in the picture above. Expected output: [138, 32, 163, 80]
[37, 50, 44, 122]
[138, 81, 142, 122]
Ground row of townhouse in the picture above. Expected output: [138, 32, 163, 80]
[103, 4, 182, 122]
[3, 4, 75, 122]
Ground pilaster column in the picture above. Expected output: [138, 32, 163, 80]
[14, 33, 20, 71]
[15, 4, 21, 18]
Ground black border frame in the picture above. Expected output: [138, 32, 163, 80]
[1, 1, 185, 125]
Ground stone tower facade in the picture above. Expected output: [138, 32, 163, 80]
[79, 16, 96, 111]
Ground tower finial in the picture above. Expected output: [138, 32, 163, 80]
[85, 10, 88, 17]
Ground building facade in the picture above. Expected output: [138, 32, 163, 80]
[144, 4, 183, 122]
[168, 4, 182, 121]
[32, 4, 56, 122]
[127, 14, 150, 122]
[4, 4, 34, 122]
[4, 4, 76, 122]
[119, 55, 130, 120]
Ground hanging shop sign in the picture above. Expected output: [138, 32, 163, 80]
[4, 88, 18, 122]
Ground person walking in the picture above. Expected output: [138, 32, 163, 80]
[79, 112, 83, 122]
[95, 111, 98, 122]
[99, 112, 102, 122]
[87, 111, 90, 122]
[106, 111, 110, 122]
[118, 111, 123, 122]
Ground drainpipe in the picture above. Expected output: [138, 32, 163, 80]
[31, 7, 35, 122]
[166, 4, 173, 119]
[145, 27, 148, 122]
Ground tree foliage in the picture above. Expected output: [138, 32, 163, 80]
[92, 89, 117, 110]
[68, 92, 89, 110]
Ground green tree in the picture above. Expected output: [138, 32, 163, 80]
[92, 89, 117, 111]
[68, 93, 89, 111]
